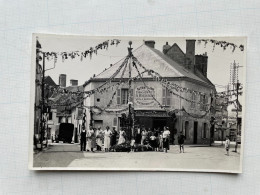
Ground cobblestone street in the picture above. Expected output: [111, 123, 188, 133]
[33, 143, 241, 172]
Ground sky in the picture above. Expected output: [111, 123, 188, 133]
[37, 34, 246, 93]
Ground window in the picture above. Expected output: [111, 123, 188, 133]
[97, 98, 100, 102]
[117, 89, 121, 105]
[202, 123, 207, 138]
[162, 88, 171, 106]
[200, 94, 207, 111]
[117, 88, 133, 105]
[58, 117, 62, 123]
[191, 93, 196, 109]
[121, 89, 129, 105]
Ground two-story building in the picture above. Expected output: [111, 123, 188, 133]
[83, 40, 216, 144]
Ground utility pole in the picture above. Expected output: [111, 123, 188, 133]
[40, 51, 45, 151]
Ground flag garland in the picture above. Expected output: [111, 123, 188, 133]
[132, 57, 212, 107]
[132, 56, 212, 97]
[41, 39, 121, 62]
[197, 39, 244, 52]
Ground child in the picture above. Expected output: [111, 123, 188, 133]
[149, 133, 157, 151]
[225, 136, 230, 156]
[130, 138, 136, 152]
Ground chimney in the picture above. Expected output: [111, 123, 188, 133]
[70, 79, 78, 86]
[163, 42, 171, 54]
[59, 74, 66, 88]
[195, 54, 208, 77]
[144, 40, 155, 48]
[186, 40, 196, 71]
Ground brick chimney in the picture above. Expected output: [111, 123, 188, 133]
[186, 40, 196, 71]
[70, 79, 78, 86]
[195, 52, 208, 77]
[144, 40, 155, 48]
[59, 74, 66, 88]
[163, 42, 171, 54]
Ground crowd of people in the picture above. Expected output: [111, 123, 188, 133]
[80, 125, 186, 153]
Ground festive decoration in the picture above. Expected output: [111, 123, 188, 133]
[197, 39, 244, 52]
[42, 39, 121, 62]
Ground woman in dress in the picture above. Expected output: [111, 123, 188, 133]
[103, 126, 112, 152]
[87, 127, 95, 152]
[110, 127, 118, 147]
[95, 126, 103, 151]
[141, 128, 148, 145]
[118, 128, 126, 145]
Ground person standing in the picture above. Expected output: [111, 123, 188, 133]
[118, 128, 126, 144]
[104, 126, 112, 152]
[135, 126, 142, 144]
[178, 131, 186, 153]
[87, 127, 95, 152]
[80, 128, 87, 151]
[95, 127, 103, 151]
[162, 127, 170, 153]
[149, 132, 157, 151]
[225, 136, 230, 156]
[141, 128, 148, 145]
[110, 127, 118, 147]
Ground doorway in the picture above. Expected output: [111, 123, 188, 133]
[193, 121, 198, 144]
[153, 117, 167, 132]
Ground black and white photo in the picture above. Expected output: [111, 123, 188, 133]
[29, 34, 246, 173]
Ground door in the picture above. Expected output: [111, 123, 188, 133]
[153, 117, 167, 132]
[193, 121, 198, 144]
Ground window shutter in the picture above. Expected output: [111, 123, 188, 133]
[130, 89, 133, 102]
[166, 90, 170, 106]
[117, 89, 121, 105]
[162, 89, 166, 105]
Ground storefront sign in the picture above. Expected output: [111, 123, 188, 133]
[135, 86, 156, 106]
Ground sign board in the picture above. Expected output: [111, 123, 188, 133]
[135, 86, 156, 107]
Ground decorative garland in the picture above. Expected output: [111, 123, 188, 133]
[42, 39, 121, 61]
[132, 57, 211, 107]
[197, 39, 244, 52]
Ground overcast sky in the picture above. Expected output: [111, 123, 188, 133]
[37, 35, 246, 93]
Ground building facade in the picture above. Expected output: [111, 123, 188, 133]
[83, 40, 216, 144]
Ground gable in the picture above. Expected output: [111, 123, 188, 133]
[165, 43, 185, 66]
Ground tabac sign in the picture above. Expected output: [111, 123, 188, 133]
[135, 86, 156, 106]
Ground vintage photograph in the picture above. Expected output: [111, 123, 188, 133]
[29, 34, 246, 173]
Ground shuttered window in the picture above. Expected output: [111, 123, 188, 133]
[162, 89, 166, 105]
[162, 88, 171, 106]
[200, 94, 207, 111]
[129, 89, 133, 102]
[117, 89, 121, 105]
[191, 93, 195, 109]
[121, 89, 129, 105]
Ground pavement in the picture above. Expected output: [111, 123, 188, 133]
[33, 142, 241, 172]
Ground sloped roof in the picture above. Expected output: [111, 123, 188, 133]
[91, 44, 214, 87]
[45, 76, 58, 87]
